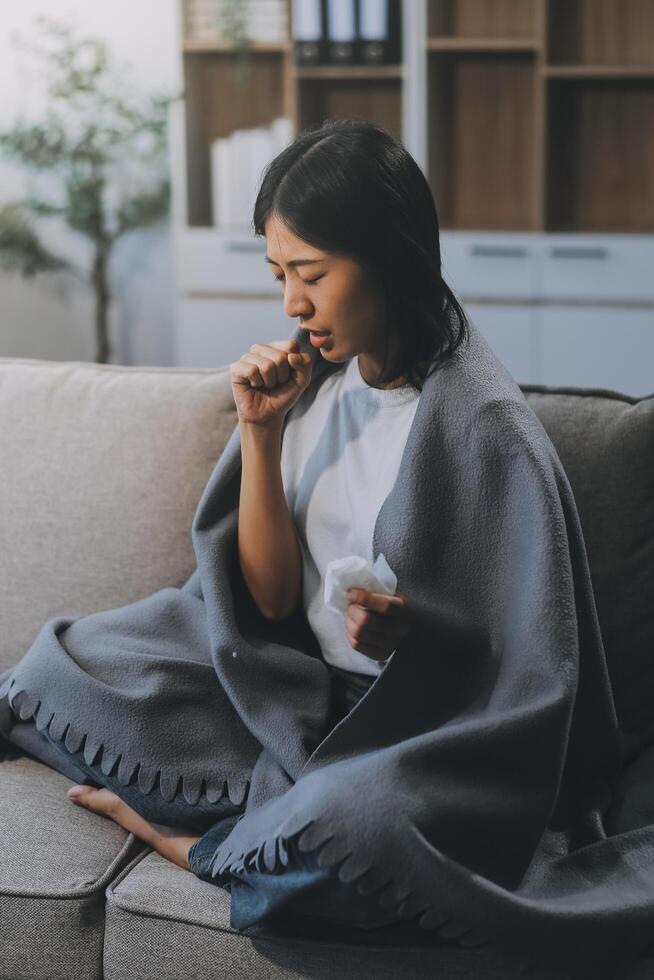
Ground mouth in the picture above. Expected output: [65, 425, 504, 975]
[301, 327, 331, 346]
[308, 331, 331, 348]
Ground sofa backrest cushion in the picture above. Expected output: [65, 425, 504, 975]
[521, 384, 654, 742]
[0, 358, 237, 673]
[2, 359, 651, 744]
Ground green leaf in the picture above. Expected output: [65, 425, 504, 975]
[112, 180, 170, 240]
[0, 203, 70, 277]
[26, 195, 67, 218]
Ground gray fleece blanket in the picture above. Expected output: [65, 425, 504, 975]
[1, 317, 652, 979]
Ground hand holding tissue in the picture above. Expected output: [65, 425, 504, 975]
[323, 553, 397, 614]
[323, 554, 415, 664]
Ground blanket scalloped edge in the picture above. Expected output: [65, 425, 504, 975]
[2, 679, 251, 807]
[2, 674, 551, 978]
[204, 802, 548, 977]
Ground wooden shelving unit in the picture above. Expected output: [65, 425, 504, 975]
[425, 0, 654, 233]
[172, 0, 654, 396]
[180, 0, 404, 228]
[177, 0, 654, 234]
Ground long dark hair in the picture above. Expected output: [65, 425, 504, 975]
[252, 117, 469, 392]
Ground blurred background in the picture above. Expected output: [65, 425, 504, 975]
[0, 0, 652, 395]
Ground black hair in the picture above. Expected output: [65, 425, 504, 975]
[252, 117, 469, 392]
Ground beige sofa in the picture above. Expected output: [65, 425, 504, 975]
[1, 356, 653, 980]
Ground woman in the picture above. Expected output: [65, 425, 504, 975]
[1, 119, 651, 978]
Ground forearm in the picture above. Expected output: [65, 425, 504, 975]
[238, 419, 302, 621]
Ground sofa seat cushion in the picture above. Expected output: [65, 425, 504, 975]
[104, 850, 531, 980]
[522, 385, 654, 741]
[0, 754, 146, 980]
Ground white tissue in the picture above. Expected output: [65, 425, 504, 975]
[324, 553, 397, 614]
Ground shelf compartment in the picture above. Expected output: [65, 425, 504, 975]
[297, 78, 402, 143]
[548, 0, 654, 68]
[546, 78, 654, 233]
[183, 51, 287, 227]
[428, 52, 539, 231]
[427, 0, 542, 41]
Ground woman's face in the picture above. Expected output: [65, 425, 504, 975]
[264, 213, 402, 387]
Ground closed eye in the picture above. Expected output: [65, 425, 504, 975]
[274, 274, 323, 286]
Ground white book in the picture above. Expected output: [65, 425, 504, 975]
[247, 127, 275, 225]
[269, 116, 295, 155]
[231, 129, 252, 230]
[210, 137, 230, 228]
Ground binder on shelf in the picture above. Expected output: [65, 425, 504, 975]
[358, 0, 386, 65]
[326, 0, 357, 65]
[292, 0, 325, 66]
[291, 0, 402, 68]
[357, 0, 402, 65]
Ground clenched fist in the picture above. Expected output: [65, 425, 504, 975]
[230, 339, 313, 428]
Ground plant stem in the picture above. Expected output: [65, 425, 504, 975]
[92, 239, 111, 363]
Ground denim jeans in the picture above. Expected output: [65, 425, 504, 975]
[187, 815, 410, 936]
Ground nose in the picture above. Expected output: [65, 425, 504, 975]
[283, 280, 314, 320]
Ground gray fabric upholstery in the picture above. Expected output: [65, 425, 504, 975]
[1, 358, 653, 980]
[103, 850, 522, 980]
[0, 754, 145, 980]
[522, 385, 654, 741]
[0, 357, 237, 674]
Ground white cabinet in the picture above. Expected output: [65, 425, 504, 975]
[538, 307, 654, 397]
[536, 236, 654, 303]
[175, 231, 270, 294]
[464, 305, 540, 386]
[440, 234, 538, 301]
[173, 227, 294, 367]
[175, 297, 290, 368]
[440, 232, 654, 395]
[174, 232, 654, 395]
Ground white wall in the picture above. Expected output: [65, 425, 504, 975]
[0, 0, 182, 365]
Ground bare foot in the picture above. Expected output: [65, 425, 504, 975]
[66, 784, 201, 871]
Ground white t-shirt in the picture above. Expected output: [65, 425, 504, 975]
[280, 355, 421, 676]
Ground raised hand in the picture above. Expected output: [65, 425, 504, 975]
[230, 338, 313, 428]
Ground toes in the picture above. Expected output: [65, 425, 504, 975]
[67, 785, 94, 803]
[67, 785, 121, 816]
